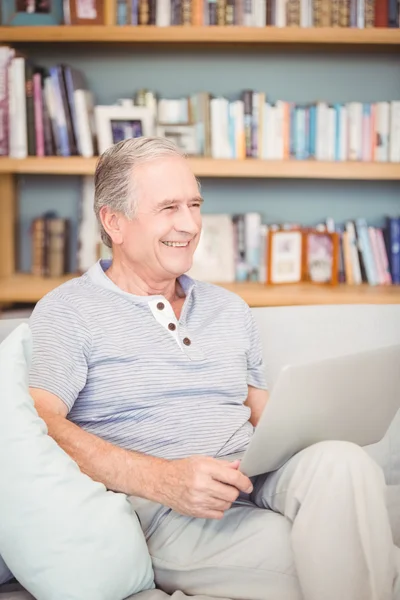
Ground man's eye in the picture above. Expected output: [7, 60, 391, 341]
[191, 203, 201, 208]
[163, 206, 174, 211]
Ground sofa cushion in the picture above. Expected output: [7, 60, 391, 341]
[0, 324, 154, 600]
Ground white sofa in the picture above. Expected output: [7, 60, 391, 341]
[1, 303, 400, 600]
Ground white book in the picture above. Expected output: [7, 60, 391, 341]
[259, 224, 268, 284]
[263, 103, 272, 159]
[74, 89, 95, 157]
[219, 98, 231, 159]
[210, 98, 221, 158]
[316, 102, 329, 161]
[188, 214, 235, 283]
[10, 57, 27, 159]
[276, 0, 287, 26]
[254, 0, 267, 25]
[156, 0, 171, 25]
[375, 101, 390, 162]
[348, 102, 363, 161]
[245, 213, 262, 281]
[327, 106, 336, 161]
[339, 105, 348, 161]
[300, 0, 309, 25]
[389, 101, 400, 163]
[275, 101, 285, 160]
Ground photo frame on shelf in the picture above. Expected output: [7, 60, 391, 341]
[94, 105, 155, 154]
[1, 0, 63, 24]
[156, 124, 198, 156]
[67, 0, 103, 24]
[267, 229, 303, 285]
[303, 230, 339, 285]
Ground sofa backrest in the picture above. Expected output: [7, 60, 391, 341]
[2, 304, 400, 388]
[252, 304, 400, 387]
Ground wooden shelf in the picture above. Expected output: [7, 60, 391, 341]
[0, 273, 399, 306]
[0, 26, 400, 47]
[1, 157, 400, 179]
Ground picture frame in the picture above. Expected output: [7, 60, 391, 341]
[303, 230, 339, 285]
[267, 229, 303, 285]
[1, 0, 63, 25]
[68, 0, 103, 24]
[94, 105, 155, 154]
[156, 124, 199, 156]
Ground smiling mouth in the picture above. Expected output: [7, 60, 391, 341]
[161, 241, 191, 248]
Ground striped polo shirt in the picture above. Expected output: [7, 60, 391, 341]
[29, 260, 268, 463]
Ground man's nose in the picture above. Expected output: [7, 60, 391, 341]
[174, 206, 199, 234]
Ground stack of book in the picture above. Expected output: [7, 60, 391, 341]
[31, 212, 70, 278]
[116, 0, 399, 27]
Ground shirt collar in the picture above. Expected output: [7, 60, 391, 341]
[86, 259, 196, 303]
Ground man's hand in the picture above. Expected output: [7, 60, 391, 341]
[156, 456, 253, 520]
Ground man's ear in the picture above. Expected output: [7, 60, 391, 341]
[99, 206, 123, 246]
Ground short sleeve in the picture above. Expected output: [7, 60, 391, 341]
[244, 305, 268, 390]
[29, 295, 92, 413]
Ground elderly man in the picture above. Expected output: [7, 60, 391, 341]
[28, 137, 396, 600]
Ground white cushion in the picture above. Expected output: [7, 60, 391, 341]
[0, 324, 154, 600]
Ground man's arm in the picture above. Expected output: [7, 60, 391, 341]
[245, 385, 269, 427]
[30, 388, 253, 520]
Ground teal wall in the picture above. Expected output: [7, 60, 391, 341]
[15, 44, 400, 272]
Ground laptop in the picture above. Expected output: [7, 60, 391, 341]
[239, 344, 400, 478]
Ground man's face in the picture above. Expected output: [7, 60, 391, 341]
[117, 156, 203, 281]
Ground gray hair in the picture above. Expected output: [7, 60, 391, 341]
[94, 136, 186, 248]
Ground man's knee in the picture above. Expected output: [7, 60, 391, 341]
[310, 440, 384, 481]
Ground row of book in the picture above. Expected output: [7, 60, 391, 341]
[200, 95, 400, 161]
[1, 50, 399, 163]
[116, 0, 400, 28]
[190, 213, 400, 285]
[0, 48, 94, 158]
[29, 180, 400, 287]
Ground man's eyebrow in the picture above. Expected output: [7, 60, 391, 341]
[156, 196, 204, 209]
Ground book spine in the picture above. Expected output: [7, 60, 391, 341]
[138, 0, 150, 23]
[0, 49, 11, 156]
[207, 0, 217, 23]
[390, 101, 400, 163]
[286, 0, 301, 23]
[156, 0, 171, 23]
[375, 101, 390, 162]
[44, 75, 61, 156]
[243, 90, 253, 158]
[182, 0, 192, 23]
[33, 72, 45, 157]
[217, 0, 226, 22]
[226, 0, 235, 22]
[355, 218, 378, 285]
[31, 217, 46, 277]
[25, 62, 36, 156]
[243, 0, 253, 23]
[116, 0, 127, 23]
[376, 227, 392, 285]
[346, 221, 362, 284]
[362, 103, 371, 162]
[364, 0, 374, 25]
[245, 213, 261, 282]
[148, 0, 156, 23]
[331, 0, 340, 23]
[357, 0, 365, 26]
[338, 0, 350, 23]
[131, 0, 139, 24]
[374, 0, 388, 25]
[388, 0, 397, 24]
[49, 67, 70, 157]
[368, 227, 386, 284]
[41, 81, 54, 156]
[10, 58, 28, 159]
[388, 217, 400, 284]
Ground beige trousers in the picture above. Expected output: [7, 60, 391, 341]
[143, 441, 398, 600]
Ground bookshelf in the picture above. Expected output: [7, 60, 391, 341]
[0, 158, 400, 179]
[1, 26, 400, 47]
[0, 20, 399, 308]
[1, 273, 399, 306]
